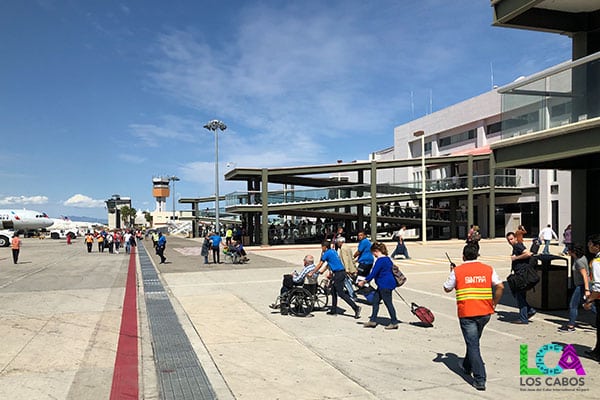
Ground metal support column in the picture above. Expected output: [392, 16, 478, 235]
[488, 154, 496, 238]
[191, 202, 198, 238]
[261, 168, 269, 246]
[467, 155, 474, 228]
[370, 160, 378, 239]
[357, 169, 364, 229]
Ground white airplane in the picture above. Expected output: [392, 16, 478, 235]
[0, 209, 54, 247]
[0, 209, 53, 230]
[48, 216, 96, 239]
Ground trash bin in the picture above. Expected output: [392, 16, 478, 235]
[526, 254, 569, 310]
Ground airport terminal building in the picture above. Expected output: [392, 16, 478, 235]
[375, 89, 572, 240]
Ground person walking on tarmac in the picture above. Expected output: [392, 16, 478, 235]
[506, 231, 536, 323]
[156, 232, 167, 264]
[354, 229, 374, 279]
[312, 240, 361, 319]
[85, 232, 94, 253]
[359, 242, 399, 329]
[443, 243, 504, 391]
[11, 233, 21, 264]
[97, 234, 104, 252]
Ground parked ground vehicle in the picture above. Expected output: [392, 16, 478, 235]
[0, 230, 11, 247]
[50, 229, 78, 240]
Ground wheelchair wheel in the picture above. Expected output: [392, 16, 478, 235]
[313, 285, 329, 310]
[288, 288, 314, 317]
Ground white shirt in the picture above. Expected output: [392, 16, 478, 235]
[443, 260, 502, 291]
[591, 253, 600, 292]
[539, 226, 558, 241]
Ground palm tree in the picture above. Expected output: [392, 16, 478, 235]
[143, 211, 153, 227]
[119, 206, 136, 228]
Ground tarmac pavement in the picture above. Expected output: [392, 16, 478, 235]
[1, 236, 598, 399]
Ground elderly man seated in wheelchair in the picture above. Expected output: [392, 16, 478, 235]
[269, 255, 321, 316]
[224, 239, 249, 264]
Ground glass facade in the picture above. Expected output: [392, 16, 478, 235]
[500, 54, 600, 139]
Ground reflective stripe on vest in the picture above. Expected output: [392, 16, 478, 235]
[455, 287, 493, 301]
[454, 261, 495, 318]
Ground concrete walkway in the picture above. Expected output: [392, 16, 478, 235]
[1, 236, 598, 399]
[146, 236, 598, 400]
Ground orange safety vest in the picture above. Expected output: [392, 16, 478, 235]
[454, 261, 495, 318]
[86, 235, 93, 243]
[11, 237, 20, 250]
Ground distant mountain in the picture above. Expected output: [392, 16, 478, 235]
[66, 216, 108, 225]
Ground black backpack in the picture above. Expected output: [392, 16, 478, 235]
[507, 261, 540, 293]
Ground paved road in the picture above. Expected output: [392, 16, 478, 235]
[1, 236, 598, 399]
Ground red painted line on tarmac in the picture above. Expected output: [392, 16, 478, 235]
[110, 248, 139, 400]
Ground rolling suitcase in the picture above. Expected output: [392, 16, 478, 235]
[394, 289, 435, 327]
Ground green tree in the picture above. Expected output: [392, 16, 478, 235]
[143, 211, 153, 226]
[119, 206, 137, 228]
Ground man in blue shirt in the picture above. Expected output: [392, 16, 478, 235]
[210, 232, 223, 264]
[314, 241, 361, 318]
[354, 230, 374, 278]
[156, 232, 167, 264]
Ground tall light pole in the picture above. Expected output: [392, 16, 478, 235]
[203, 119, 227, 234]
[414, 130, 427, 244]
[169, 175, 180, 223]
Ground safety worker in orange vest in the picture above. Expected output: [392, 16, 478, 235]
[443, 243, 504, 392]
[85, 232, 94, 253]
[11, 233, 21, 264]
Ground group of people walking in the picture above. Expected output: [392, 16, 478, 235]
[83, 229, 140, 255]
[267, 223, 600, 393]
[273, 228, 401, 329]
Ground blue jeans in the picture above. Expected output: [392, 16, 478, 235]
[369, 288, 399, 325]
[542, 239, 551, 254]
[459, 314, 491, 386]
[515, 290, 535, 323]
[568, 285, 584, 326]
[331, 270, 358, 313]
[391, 242, 410, 258]
[344, 276, 355, 298]
[568, 285, 596, 325]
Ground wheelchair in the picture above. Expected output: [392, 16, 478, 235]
[271, 276, 329, 317]
[223, 247, 248, 264]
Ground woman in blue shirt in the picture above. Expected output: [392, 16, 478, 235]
[359, 242, 399, 329]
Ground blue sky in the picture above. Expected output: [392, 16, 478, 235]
[0, 1, 571, 219]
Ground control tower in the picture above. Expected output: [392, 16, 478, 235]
[152, 176, 170, 212]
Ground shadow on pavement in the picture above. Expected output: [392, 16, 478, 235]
[432, 352, 472, 385]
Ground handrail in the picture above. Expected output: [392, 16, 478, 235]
[498, 50, 600, 94]
[224, 175, 521, 206]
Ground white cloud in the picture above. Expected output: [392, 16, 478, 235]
[144, 5, 409, 167]
[0, 195, 49, 205]
[63, 194, 106, 208]
[118, 153, 146, 164]
[129, 115, 201, 147]
[140, 2, 571, 172]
